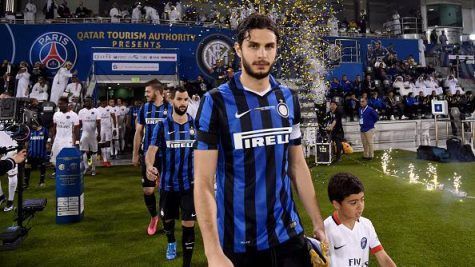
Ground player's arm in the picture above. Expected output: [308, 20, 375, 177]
[96, 119, 101, 142]
[51, 123, 57, 143]
[374, 250, 397, 267]
[145, 123, 162, 181]
[73, 124, 80, 145]
[288, 145, 326, 243]
[132, 123, 144, 166]
[194, 150, 231, 266]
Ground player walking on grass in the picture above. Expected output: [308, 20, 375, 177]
[133, 79, 173, 236]
[325, 173, 396, 267]
[78, 97, 101, 176]
[146, 87, 196, 266]
[96, 97, 116, 167]
[194, 13, 327, 267]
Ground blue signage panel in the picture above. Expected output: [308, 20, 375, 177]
[0, 23, 235, 81]
[55, 147, 84, 224]
[92, 47, 179, 76]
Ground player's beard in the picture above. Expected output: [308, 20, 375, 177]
[241, 54, 275, 80]
[174, 105, 187, 116]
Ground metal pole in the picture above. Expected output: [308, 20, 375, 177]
[435, 115, 438, 147]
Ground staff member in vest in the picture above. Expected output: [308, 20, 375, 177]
[359, 97, 379, 160]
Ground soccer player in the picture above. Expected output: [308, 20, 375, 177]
[194, 13, 327, 266]
[133, 79, 172, 236]
[24, 120, 49, 188]
[325, 173, 396, 267]
[50, 96, 80, 166]
[0, 150, 18, 211]
[78, 97, 101, 176]
[96, 97, 116, 167]
[145, 87, 196, 265]
[108, 98, 120, 159]
[116, 98, 129, 153]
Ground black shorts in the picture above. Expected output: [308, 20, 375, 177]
[140, 154, 161, 188]
[224, 234, 312, 267]
[159, 189, 195, 221]
[25, 157, 46, 169]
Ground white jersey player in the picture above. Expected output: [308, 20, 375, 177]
[78, 98, 101, 176]
[325, 173, 396, 267]
[96, 98, 117, 167]
[116, 98, 129, 152]
[108, 99, 121, 158]
[50, 96, 80, 166]
[0, 132, 19, 212]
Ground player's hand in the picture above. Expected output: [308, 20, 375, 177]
[146, 166, 159, 181]
[313, 228, 329, 246]
[132, 154, 139, 166]
[12, 149, 27, 164]
[207, 252, 233, 267]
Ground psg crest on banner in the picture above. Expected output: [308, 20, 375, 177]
[196, 34, 235, 79]
[29, 32, 78, 71]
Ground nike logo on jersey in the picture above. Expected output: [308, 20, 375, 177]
[168, 131, 175, 134]
[191, 213, 196, 217]
[334, 245, 345, 250]
[235, 106, 275, 119]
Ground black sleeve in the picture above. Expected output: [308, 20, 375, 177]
[0, 158, 15, 176]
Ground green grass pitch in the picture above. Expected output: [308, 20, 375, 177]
[1, 150, 474, 266]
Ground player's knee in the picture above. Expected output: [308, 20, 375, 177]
[182, 221, 195, 228]
[143, 188, 154, 195]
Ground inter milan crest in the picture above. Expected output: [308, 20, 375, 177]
[361, 237, 367, 249]
[163, 109, 168, 116]
[189, 127, 195, 136]
[29, 32, 77, 71]
[276, 102, 289, 118]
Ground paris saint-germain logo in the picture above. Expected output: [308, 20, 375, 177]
[29, 32, 78, 70]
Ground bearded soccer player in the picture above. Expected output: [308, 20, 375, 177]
[133, 79, 173, 236]
[78, 97, 101, 176]
[146, 87, 196, 266]
[194, 13, 327, 266]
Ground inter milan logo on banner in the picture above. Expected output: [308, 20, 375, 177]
[29, 32, 78, 70]
[196, 34, 234, 79]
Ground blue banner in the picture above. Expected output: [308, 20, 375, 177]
[55, 147, 84, 224]
[0, 23, 235, 81]
[92, 47, 179, 76]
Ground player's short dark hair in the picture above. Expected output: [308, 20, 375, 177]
[145, 79, 164, 93]
[328, 173, 365, 203]
[58, 96, 69, 104]
[236, 13, 279, 46]
[170, 86, 188, 99]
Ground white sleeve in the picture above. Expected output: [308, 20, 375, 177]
[53, 112, 59, 124]
[367, 220, 383, 254]
[290, 123, 301, 140]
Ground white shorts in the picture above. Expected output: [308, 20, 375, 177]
[51, 139, 73, 164]
[1, 151, 18, 176]
[80, 135, 98, 152]
[101, 130, 112, 143]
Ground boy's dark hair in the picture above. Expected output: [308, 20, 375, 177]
[236, 13, 280, 46]
[328, 173, 365, 203]
[170, 86, 188, 99]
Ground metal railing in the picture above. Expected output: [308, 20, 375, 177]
[0, 16, 233, 29]
[335, 39, 360, 63]
[384, 16, 423, 36]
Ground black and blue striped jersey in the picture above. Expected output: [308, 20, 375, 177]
[137, 101, 173, 152]
[195, 72, 304, 253]
[151, 114, 195, 192]
[28, 127, 48, 158]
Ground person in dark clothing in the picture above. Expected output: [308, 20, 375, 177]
[430, 30, 438, 44]
[326, 101, 345, 161]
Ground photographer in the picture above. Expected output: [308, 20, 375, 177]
[0, 149, 26, 211]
